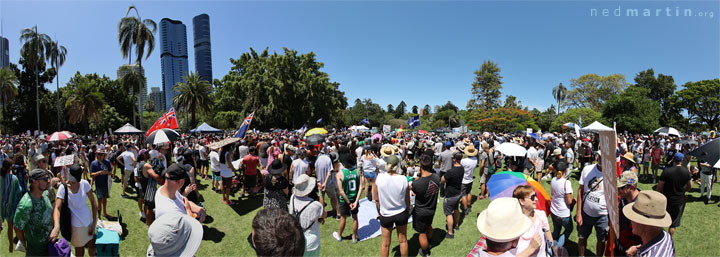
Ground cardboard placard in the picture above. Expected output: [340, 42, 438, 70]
[598, 130, 619, 234]
[53, 154, 75, 167]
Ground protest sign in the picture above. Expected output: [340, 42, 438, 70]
[54, 154, 75, 167]
[598, 130, 618, 234]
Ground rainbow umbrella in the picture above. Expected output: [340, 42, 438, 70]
[487, 171, 550, 215]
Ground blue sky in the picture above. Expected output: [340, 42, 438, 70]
[1, 1, 718, 111]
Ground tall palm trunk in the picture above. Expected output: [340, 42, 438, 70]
[35, 26, 40, 133]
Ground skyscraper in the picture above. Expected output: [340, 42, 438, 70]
[117, 64, 146, 116]
[160, 18, 189, 110]
[0, 36, 8, 68]
[193, 14, 212, 82]
[149, 87, 164, 113]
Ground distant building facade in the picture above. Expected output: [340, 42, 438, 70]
[160, 18, 189, 110]
[0, 36, 9, 68]
[192, 14, 212, 82]
[149, 87, 164, 113]
[117, 64, 146, 114]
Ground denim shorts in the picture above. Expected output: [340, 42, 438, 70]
[577, 211, 609, 242]
[364, 171, 377, 181]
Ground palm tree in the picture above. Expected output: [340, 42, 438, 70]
[118, 5, 157, 130]
[47, 40, 67, 130]
[0, 68, 19, 131]
[20, 25, 53, 132]
[65, 77, 105, 134]
[172, 72, 212, 128]
[118, 65, 145, 126]
[552, 82, 567, 116]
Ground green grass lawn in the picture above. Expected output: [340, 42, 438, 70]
[0, 165, 717, 256]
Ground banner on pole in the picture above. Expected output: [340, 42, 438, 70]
[598, 130, 619, 234]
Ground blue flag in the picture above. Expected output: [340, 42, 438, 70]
[316, 118, 323, 124]
[234, 112, 255, 138]
[579, 115, 583, 128]
[361, 118, 369, 125]
[408, 116, 420, 129]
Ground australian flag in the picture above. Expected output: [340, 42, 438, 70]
[361, 118, 369, 125]
[408, 115, 420, 129]
[233, 112, 255, 138]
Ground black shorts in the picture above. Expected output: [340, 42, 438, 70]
[443, 194, 462, 216]
[379, 210, 409, 229]
[245, 174, 257, 188]
[412, 213, 434, 233]
[143, 200, 155, 210]
[200, 160, 209, 167]
[667, 202, 685, 228]
[339, 201, 359, 216]
[461, 182, 473, 195]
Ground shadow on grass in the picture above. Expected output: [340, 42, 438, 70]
[202, 225, 226, 243]
[398, 228, 446, 256]
[229, 195, 264, 216]
[562, 239, 596, 256]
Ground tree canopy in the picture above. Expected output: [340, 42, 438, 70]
[676, 79, 720, 129]
[601, 86, 660, 134]
[565, 74, 628, 110]
[467, 60, 503, 111]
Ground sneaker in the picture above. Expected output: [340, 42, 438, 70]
[332, 232, 342, 241]
[335, 216, 341, 221]
[15, 241, 25, 252]
[352, 237, 358, 244]
[419, 247, 429, 257]
[225, 200, 231, 205]
[139, 211, 146, 219]
[445, 233, 454, 239]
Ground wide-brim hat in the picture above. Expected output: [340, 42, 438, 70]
[464, 145, 478, 157]
[268, 159, 286, 175]
[147, 212, 203, 257]
[95, 145, 109, 154]
[477, 197, 532, 243]
[380, 145, 395, 157]
[622, 152, 635, 163]
[622, 191, 672, 227]
[293, 174, 317, 197]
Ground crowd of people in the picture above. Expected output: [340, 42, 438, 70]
[0, 128, 715, 256]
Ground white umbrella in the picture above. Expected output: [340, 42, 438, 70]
[654, 127, 681, 137]
[495, 142, 527, 157]
[145, 129, 180, 145]
[47, 131, 73, 142]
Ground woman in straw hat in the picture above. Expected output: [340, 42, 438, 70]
[622, 191, 674, 257]
[460, 144, 478, 214]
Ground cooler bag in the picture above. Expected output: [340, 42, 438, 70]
[95, 227, 120, 257]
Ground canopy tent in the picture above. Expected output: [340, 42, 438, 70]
[188, 122, 223, 134]
[349, 125, 370, 131]
[581, 121, 613, 132]
[113, 123, 144, 135]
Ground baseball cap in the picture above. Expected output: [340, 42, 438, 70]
[617, 171, 638, 188]
[673, 152, 684, 162]
[29, 168, 50, 181]
[164, 164, 188, 181]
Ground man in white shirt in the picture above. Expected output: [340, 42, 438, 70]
[460, 145, 478, 215]
[564, 142, 575, 178]
[208, 147, 221, 192]
[117, 143, 136, 198]
[155, 164, 206, 221]
[576, 160, 608, 257]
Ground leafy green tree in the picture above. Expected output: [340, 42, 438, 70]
[601, 86, 660, 134]
[423, 104, 431, 116]
[467, 60, 503, 111]
[676, 79, 720, 129]
[633, 69, 682, 127]
[117, 65, 145, 127]
[145, 98, 155, 112]
[172, 71, 213, 129]
[216, 47, 346, 129]
[0, 67, 19, 111]
[467, 108, 538, 133]
[395, 101, 406, 118]
[46, 41, 67, 130]
[565, 74, 629, 110]
[532, 106, 555, 132]
[411, 105, 418, 114]
[437, 101, 459, 114]
[386, 104, 394, 114]
[550, 107, 602, 132]
[5, 59, 56, 133]
[89, 106, 128, 135]
[552, 82, 566, 115]
[118, 5, 157, 129]
[65, 77, 106, 134]
[20, 25, 54, 132]
[503, 95, 521, 109]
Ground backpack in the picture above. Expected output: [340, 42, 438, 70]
[291, 196, 316, 231]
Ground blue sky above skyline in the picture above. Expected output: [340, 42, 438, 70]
[1, 1, 718, 111]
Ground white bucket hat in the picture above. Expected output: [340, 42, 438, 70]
[477, 197, 532, 243]
[147, 212, 204, 257]
[292, 174, 317, 197]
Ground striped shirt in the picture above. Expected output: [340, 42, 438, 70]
[638, 230, 674, 257]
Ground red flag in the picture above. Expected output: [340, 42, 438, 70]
[146, 107, 178, 136]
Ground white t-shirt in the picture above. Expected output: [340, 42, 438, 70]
[565, 148, 575, 164]
[376, 157, 387, 173]
[209, 151, 220, 172]
[461, 157, 478, 184]
[375, 173, 408, 217]
[199, 146, 207, 161]
[527, 147, 539, 163]
[361, 156, 377, 173]
[57, 180, 93, 227]
[516, 210, 551, 257]
[154, 186, 186, 218]
[291, 159, 309, 182]
[219, 152, 233, 178]
[120, 151, 135, 171]
[550, 177, 573, 217]
[579, 164, 607, 217]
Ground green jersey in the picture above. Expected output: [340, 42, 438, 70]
[14, 191, 53, 257]
[340, 168, 359, 203]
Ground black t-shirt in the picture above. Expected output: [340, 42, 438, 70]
[283, 155, 293, 172]
[659, 165, 690, 204]
[412, 173, 441, 216]
[443, 166, 464, 197]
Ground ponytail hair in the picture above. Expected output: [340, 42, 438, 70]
[555, 161, 568, 178]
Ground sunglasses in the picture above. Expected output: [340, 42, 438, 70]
[38, 176, 49, 182]
[528, 194, 537, 201]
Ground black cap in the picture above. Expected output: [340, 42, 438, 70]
[164, 163, 188, 181]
